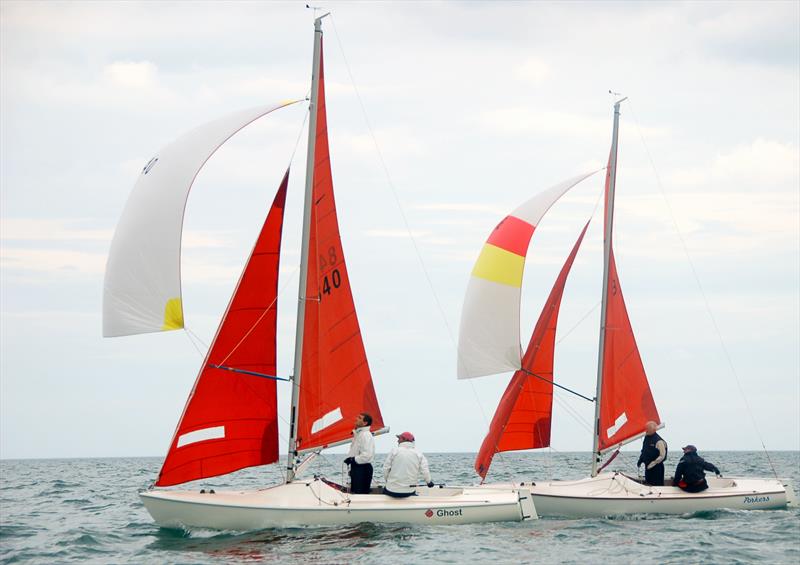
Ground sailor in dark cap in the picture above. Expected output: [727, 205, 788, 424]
[673, 445, 722, 493]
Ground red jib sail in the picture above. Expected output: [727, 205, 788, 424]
[597, 248, 660, 451]
[475, 222, 590, 479]
[155, 171, 288, 486]
[295, 41, 384, 451]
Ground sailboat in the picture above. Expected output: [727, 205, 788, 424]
[103, 16, 535, 530]
[457, 99, 797, 517]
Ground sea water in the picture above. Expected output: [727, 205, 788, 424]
[1, 452, 798, 564]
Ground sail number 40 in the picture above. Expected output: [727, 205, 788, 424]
[320, 247, 342, 297]
[322, 269, 342, 296]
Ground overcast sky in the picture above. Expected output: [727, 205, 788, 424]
[1, 1, 798, 467]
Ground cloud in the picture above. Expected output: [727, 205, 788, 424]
[478, 107, 670, 139]
[1, 219, 111, 242]
[103, 61, 158, 89]
[0, 248, 105, 278]
[414, 202, 510, 215]
[0, 217, 242, 285]
[1, 219, 233, 249]
[514, 57, 551, 84]
[666, 138, 799, 193]
[696, 3, 800, 68]
[363, 229, 430, 239]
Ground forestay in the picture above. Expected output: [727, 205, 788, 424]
[457, 171, 600, 379]
[103, 101, 299, 337]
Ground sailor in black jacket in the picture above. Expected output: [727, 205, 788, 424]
[673, 445, 721, 493]
[637, 421, 667, 486]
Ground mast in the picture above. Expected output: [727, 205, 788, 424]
[591, 98, 626, 477]
[287, 14, 328, 483]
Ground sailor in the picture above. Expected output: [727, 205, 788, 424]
[383, 431, 434, 498]
[637, 421, 668, 486]
[673, 445, 722, 493]
[344, 412, 375, 494]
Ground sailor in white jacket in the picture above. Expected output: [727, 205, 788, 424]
[383, 432, 434, 498]
[344, 413, 375, 494]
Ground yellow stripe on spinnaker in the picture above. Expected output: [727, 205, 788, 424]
[471, 243, 525, 287]
[162, 297, 184, 331]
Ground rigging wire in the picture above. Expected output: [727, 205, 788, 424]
[328, 17, 642, 482]
[626, 100, 779, 480]
[216, 265, 299, 368]
[206, 101, 310, 369]
[183, 327, 209, 358]
[553, 393, 593, 432]
[328, 14, 508, 476]
[328, 16, 606, 480]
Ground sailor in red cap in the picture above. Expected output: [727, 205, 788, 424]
[383, 431, 434, 498]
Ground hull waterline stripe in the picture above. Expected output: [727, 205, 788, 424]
[529, 490, 785, 501]
[140, 493, 521, 512]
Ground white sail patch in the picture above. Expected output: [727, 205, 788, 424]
[177, 426, 225, 448]
[311, 408, 343, 434]
[606, 413, 628, 439]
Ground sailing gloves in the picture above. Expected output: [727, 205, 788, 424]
[344, 457, 355, 466]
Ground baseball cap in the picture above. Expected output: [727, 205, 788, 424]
[682, 444, 697, 452]
[396, 431, 415, 442]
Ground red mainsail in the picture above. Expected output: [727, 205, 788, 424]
[475, 222, 590, 479]
[597, 249, 660, 451]
[295, 41, 384, 451]
[155, 172, 288, 486]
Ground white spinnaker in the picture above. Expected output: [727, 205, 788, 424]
[103, 101, 301, 337]
[457, 170, 600, 379]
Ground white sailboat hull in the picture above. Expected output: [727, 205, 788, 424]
[484, 472, 796, 518]
[140, 479, 536, 530]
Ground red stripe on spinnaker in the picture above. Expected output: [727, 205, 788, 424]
[486, 215, 536, 256]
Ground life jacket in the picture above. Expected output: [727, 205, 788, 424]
[640, 432, 667, 465]
[679, 452, 707, 483]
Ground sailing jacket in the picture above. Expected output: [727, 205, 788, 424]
[383, 442, 432, 494]
[673, 451, 720, 485]
[347, 426, 375, 465]
[638, 432, 667, 470]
